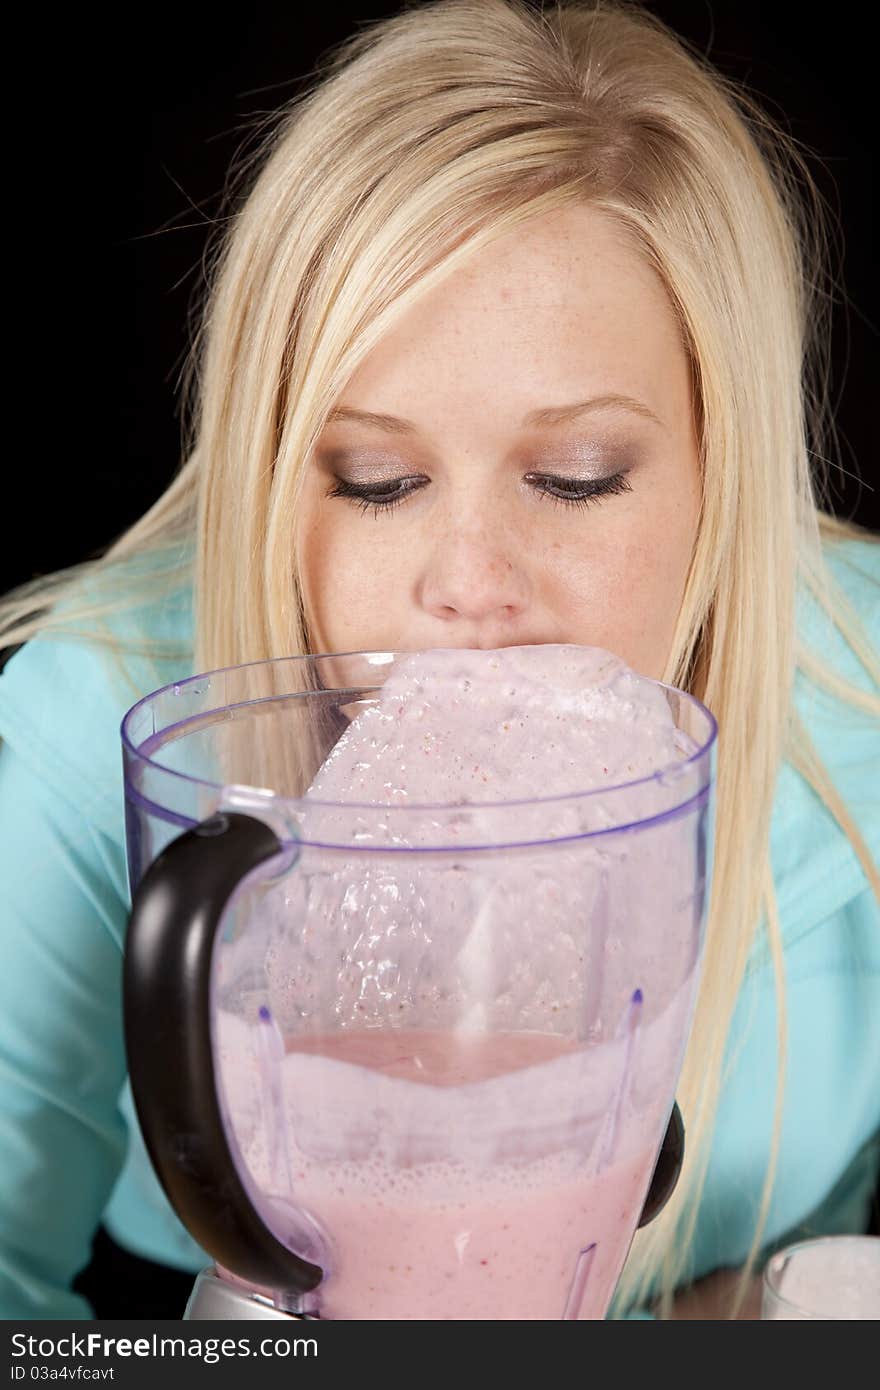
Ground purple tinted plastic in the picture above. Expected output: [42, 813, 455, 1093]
[120, 651, 717, 1317]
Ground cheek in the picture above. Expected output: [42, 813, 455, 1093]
[299, 505, 410, 650]
[541, 493, 697, 675]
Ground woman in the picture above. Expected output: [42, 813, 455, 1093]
[0, 0, 877, 1319]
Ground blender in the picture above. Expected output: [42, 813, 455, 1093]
[120, 647, 716, 1320]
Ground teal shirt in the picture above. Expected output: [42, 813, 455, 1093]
[1, 538, 877, 1319]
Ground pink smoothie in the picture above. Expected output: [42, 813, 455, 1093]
[225, 1022, 659, 1320]
[214, 645, 705, 1318]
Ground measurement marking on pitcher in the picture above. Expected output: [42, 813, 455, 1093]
[597, 987, 644, 1168]
[563, 1243, 597, 1320]
[257, 1004, 292, 1191]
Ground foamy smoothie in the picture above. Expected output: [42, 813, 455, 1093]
[309, 644, 689, 814]
[215, 645, 706, 1318]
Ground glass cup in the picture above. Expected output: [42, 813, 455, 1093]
[761, 1235, 880, 1319]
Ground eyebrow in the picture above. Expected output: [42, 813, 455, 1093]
[326, 393, 665, 435]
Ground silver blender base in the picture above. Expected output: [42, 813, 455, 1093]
[184, 1269, 317, 1320]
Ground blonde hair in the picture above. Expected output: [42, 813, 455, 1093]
[2, 0, 878, 1316]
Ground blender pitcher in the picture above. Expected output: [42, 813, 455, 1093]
[120, 648, 716, 1320]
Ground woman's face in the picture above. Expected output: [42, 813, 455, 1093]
[298, 204, 701, 679]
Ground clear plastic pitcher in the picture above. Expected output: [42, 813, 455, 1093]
[121, 649, 716, 1319]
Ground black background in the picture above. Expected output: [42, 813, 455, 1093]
[10, 1, 876, 598]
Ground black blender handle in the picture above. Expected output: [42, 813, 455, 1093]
[123, 810, 323, 1296]
[637, 1100, 685, 1228]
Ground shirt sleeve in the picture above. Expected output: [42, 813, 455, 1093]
[0, 637, 135, 1318]
[0, 732, 132, 1318]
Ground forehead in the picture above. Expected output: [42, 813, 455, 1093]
[338, 203, 689, 426]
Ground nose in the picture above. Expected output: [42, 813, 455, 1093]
[417, 520, 532, 638]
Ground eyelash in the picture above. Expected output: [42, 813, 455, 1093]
[327, 471, 633, 517]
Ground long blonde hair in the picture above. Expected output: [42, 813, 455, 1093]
[2, 0, 877, 1316]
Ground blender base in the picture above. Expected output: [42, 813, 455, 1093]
[184, 1269, 317, 1320]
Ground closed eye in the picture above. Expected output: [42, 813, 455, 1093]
[523, 471, 633, 506]
[326, 469, 633, 516]
[327, 475, 428, 515]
